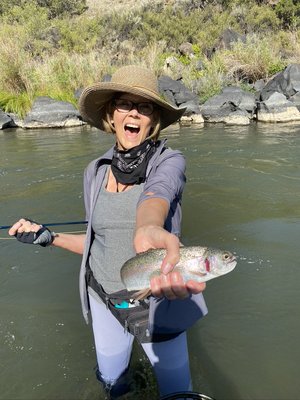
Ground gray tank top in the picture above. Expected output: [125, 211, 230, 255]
[89, 168, 144, 294]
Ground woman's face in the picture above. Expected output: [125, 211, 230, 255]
[111, 93, 157, 150]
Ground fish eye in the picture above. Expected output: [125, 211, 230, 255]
[223, 252, 230, 260]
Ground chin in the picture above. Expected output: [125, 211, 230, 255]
[122, 139, 142, 150]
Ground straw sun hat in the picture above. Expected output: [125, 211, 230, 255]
[78, 65, 186, 131]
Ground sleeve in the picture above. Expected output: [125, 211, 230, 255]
[83, 161, 96, 222]
[137, 149, 186, 208]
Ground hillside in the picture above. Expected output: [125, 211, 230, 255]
[86, 0, 154, 14]
[0, 0, 299, 116]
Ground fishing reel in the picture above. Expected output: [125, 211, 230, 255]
[160, 392, 215, 400]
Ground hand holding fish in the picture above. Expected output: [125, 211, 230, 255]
[133, 225, 206, 300]
[122, 243, 237, 301]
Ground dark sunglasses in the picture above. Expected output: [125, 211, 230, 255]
[114, 99, 155, 116]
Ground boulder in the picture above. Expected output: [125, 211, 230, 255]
[23, 96, 84, 129]
[257, 92, 300, 122]
[201, 86, 256, 123]
[214, 29, 246, 52]
[181, 113, 204, 125]
[178, 42, 194, 58]
[253, 79, 267, 93]
[290, 92, 300, 108]
[8, 113, 24, 128]
[162, 57, 184, 80]
[223, 110, 251, 126]
[0, 110, 15, 129]
[260, 64, 300, 101]
[158, 75, 201, 116]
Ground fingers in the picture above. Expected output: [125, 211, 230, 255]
[134, 225, 205, 300]
[150, 271, 190, 300]
[186, 280, 206, 294]
[8, 218, 41, 236]
[161, 234, 180, 274]
[8, 220, 23, 236]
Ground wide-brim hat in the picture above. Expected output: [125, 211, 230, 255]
[78, 65, 186, 131]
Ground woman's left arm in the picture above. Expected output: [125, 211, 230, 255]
[134, 197, 206, 300]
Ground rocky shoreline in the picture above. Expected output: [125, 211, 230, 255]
[1, 63, 300, 131]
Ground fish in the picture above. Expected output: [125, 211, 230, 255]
[120, 246, 237, 299]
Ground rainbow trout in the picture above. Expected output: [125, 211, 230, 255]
[121, 246, 237, 298]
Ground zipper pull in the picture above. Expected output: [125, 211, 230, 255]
[124, 319, 129, 333]
[105, 296, 109, 309]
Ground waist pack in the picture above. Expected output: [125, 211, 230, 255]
[86, 265, 181, 343]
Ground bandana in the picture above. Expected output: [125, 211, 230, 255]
[111, 140, 156, 185]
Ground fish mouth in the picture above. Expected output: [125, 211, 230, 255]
[226, 258, 237, 272]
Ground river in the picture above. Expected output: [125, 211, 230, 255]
[1, 123, 300, 400]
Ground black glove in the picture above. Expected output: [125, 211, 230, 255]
[15, 219, 55, 247]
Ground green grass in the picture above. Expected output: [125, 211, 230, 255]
[0, 92, 32, 118]
[0, 0, 299, 117]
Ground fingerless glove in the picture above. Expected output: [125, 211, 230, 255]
[15, 225, 55, 247]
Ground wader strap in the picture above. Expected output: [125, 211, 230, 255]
[85, 263, 139, 305]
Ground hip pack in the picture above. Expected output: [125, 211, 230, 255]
[85, 264, 181, 343]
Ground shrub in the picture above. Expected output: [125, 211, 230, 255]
[192, 55, 229, 103]
[0, 0, 88, 19]
[221, 35, 286, 82]
[194, 5, 240, 53]
[36, 0, 88, 18]
[275, 0, 300, 30]
[55, 16, 102, 53]
[0, 32, 33, 94]
[31, 51, 112, 97]
[0, 0, 21, 15]
[0, 91, 32, 117]
[244, 4, 280, 33]
[1, 2, 57, 56]
[0, 0, 297, 115]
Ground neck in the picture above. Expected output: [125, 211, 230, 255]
[106, 168, 132, 193]
[110, 139, 156, 185]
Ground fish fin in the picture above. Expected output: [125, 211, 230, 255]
[132, 288, 152, 301]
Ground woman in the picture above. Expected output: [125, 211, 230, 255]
[9, 65, 207, 399]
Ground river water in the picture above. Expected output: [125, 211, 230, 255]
[1, 123, 300, 400]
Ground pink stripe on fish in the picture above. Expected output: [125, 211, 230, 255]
[205, 258, 210, 272]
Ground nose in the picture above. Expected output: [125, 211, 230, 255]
[128, 105, 139, 116]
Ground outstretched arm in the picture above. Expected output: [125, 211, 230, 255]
[134, 198, 206, 300]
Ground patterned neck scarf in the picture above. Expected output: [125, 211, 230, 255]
[111, 140, 156, 185]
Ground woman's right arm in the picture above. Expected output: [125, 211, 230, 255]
[8, 218, 86, 255]
[51, 233, 86, 254]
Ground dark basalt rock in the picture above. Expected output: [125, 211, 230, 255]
[22, 96, 84, 129]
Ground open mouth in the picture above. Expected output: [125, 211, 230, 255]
[125, 124, 140, 134]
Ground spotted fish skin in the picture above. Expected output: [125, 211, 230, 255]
[120, 246, 237, 292]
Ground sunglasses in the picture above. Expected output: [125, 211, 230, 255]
[114, 99, 155, 116]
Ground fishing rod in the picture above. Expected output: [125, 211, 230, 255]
[0, 220, 88, 230]
[160, 392, 215, 400]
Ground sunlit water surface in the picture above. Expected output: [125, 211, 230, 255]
[1, 123, 300, 400]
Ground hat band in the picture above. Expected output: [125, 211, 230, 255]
[129, 85, 161, 98]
